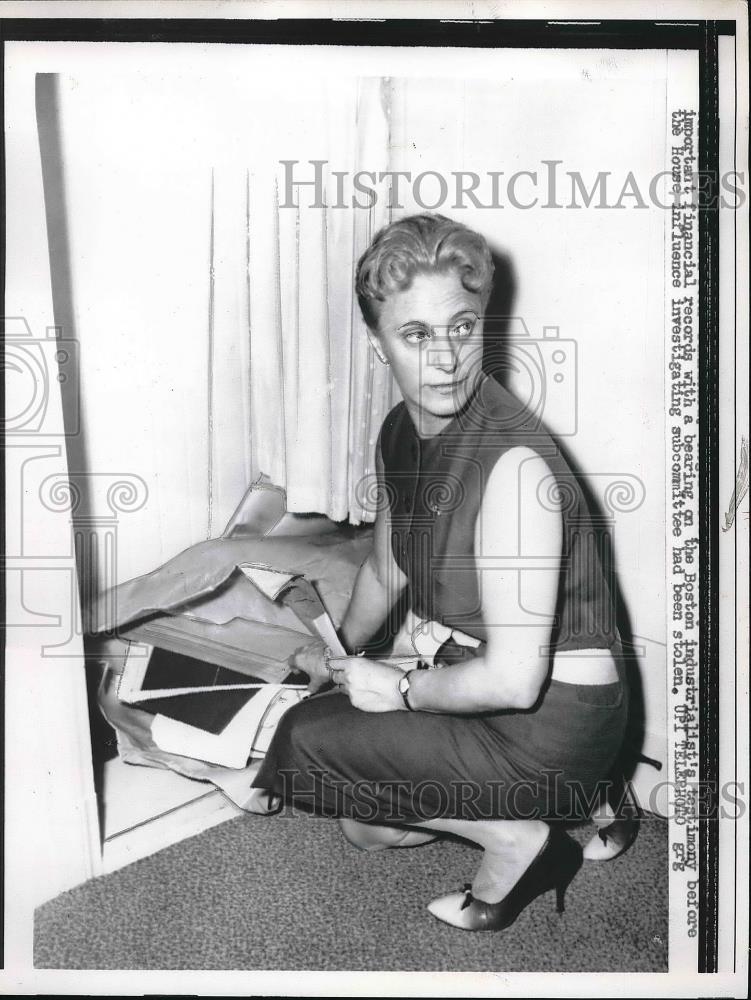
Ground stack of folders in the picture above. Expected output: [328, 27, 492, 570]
[117, 562, 347, 768]
[117, 644, 310, 768]
[118, 643, 307, 767]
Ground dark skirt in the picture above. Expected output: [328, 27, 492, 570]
[252, 656, 629, 824]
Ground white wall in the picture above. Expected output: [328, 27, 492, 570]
[4, 45, 102, 931]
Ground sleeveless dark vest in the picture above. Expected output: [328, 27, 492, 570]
[378, 374, 618, 653]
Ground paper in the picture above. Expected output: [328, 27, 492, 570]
[150, 685, 307, 769]
[238, 563, 299, 601]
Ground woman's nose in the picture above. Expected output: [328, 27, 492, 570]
[428, 334, 460, 372]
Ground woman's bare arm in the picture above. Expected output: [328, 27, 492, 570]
[291, 446, 408, 689]
[333, 447, 562, 712]
[405, 447, 561, 711]
[337, 448, 408, 653]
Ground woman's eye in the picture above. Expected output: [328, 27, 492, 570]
[404, 328, 431, 344]
[453, 319, 475, 338]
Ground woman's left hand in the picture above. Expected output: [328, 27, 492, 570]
[330, 657, 408, 713]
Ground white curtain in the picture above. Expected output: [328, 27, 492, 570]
[38, 67, 397, 596]
[227, 77, 397, 525]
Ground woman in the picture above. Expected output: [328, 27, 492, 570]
[251, 213, 630, 931]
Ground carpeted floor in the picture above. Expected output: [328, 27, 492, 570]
[35, 812, 668, 971]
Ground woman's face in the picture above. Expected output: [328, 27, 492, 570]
[370, 269, 485, 437]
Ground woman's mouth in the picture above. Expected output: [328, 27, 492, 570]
[429, 378, 466, 395]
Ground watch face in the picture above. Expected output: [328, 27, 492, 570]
[398, 671, 415, 711]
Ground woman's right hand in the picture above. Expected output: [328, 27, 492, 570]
[289, 639, 330, 694]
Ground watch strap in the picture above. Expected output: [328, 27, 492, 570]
[399, 669, 415, 711]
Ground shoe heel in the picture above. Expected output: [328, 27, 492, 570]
[554, 863, 579, 915]
[553, 835, 583, 916]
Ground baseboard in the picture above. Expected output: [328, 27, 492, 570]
[100, 757, 243, 874]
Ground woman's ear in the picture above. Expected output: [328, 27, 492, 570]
[366, 329, 390, 366]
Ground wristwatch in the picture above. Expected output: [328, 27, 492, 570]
[398, 670, 415, 711]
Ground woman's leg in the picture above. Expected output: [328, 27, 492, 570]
[416, 817, 584, 931]
[338, 818, 438, 851]
[251, 691, 522, 823]
[418, 817, 549, 903]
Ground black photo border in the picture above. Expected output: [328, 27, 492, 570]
[0, 13, 736, 976]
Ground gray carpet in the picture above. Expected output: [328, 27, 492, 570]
[35, 812, 668, 971]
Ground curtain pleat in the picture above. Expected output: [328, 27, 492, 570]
[244, 76, 396, 523]
[209, 167, 254, 534]
[345, 78, 395, 522]
[247, 165, 286, 492]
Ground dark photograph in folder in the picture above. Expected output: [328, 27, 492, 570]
[140, 646, 267, 692]
[118, 644, 309, 734]
[135, 687, 261, 734]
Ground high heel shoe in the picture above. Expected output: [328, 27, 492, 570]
[241, 786, 283, 815]
[427, 826, 583, 931]
[583, 816, 639, 861]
